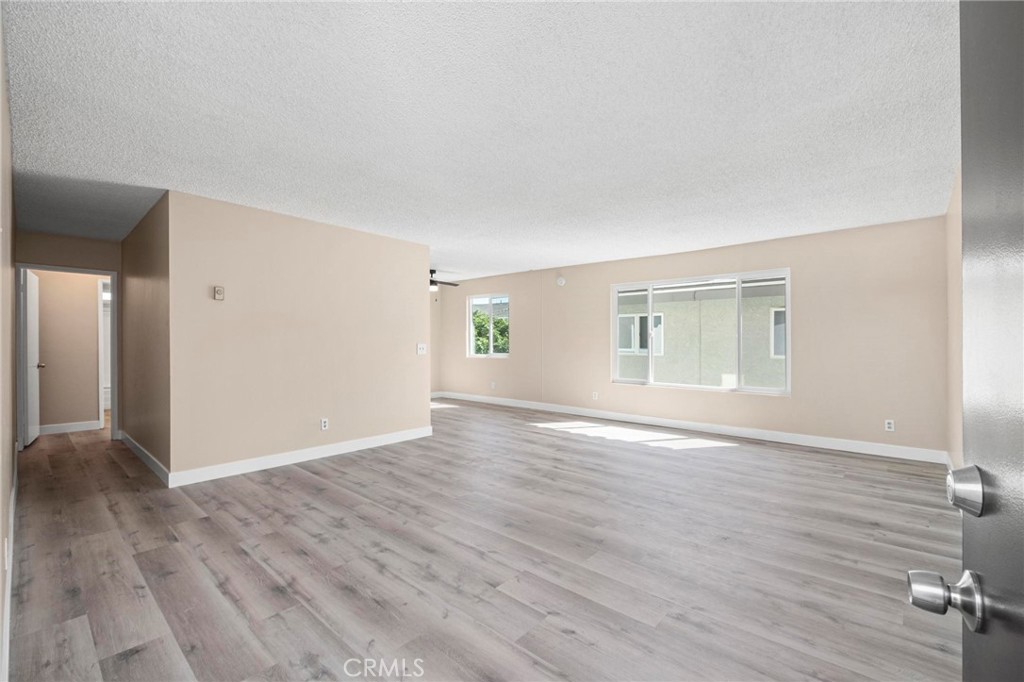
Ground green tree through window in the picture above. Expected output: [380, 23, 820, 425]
[470, 295, 510, 355]
[493, 316, 509, 353]
[473, 309, 490, 355]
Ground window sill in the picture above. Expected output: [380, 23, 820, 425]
[467, 354, 509, 359]
[611, 379, 790, 396]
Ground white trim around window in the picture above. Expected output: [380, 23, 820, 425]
[467, 293, 510, 358]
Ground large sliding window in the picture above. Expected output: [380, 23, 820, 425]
[613, 270, 789, 393]
[469, 295, 509, 356]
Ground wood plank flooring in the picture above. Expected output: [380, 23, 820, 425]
[10, 401, 962, 681]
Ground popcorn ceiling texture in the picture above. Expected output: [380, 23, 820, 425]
[3, 2, 959, 279]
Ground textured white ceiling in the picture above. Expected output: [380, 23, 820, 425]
[3, 2, 959, 280]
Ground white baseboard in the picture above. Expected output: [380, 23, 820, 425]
[2, 459, 19, 680]
[123, 426, 433, 489]
[39, 420, 104, 435]
[431, 391, 950, 467]
[121, 433, 171, 487]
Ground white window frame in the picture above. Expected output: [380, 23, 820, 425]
[467, 294, 510, 358]
[770, 307, 787, 360]
[617, 313, 664, 355]
[610, 268, 790, 395]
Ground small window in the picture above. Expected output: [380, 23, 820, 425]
[770, 308, 787, 359]
[469, 295, 509, 356]
[616, 313, 663, 355]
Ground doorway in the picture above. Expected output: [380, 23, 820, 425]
[15, 264, 119, 450]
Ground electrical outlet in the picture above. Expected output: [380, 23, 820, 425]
[416, 343, 427, 355]
[884, 419, 895, 432]
[592, 392, 599, 400]
[490, 381, 496, 390]
[213, 285, 225, 301]
[321, 417, 329, 431]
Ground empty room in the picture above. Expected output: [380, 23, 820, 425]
[0, 2, 1020, 682]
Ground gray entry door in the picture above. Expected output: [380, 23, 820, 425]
[960, 3, 1023, 680]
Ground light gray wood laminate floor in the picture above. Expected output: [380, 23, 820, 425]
[9, 400, 961, 681]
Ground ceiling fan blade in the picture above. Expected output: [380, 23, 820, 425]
[429, 269, 459, 287]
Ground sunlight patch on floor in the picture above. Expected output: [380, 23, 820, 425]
[645, 437, 735, 450]
[531, 420, 736, 449]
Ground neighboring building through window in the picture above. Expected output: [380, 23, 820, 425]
[469, 295, 509, 356]
[613, 270, 789, 393]
[617, 313, 664, 355]
[770, 308, 787, 359]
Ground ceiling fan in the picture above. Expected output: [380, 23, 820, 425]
[429, 269, 459, 292]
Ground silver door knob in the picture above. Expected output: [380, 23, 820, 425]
[907, 569, 984, 632]
[36, 362, 45, 369]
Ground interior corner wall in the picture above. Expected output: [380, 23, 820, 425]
[946, 172, 963, 468]
[121, 193, 171, 468]
[33, 270, 105, 427]
[437, 216, 949, 454]
[166, 191, 431, 474]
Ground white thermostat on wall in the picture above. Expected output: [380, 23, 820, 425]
[213, 286, 225, 301]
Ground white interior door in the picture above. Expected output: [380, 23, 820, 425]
[102, 301, 111, 409]
[25, 270, 40, 445]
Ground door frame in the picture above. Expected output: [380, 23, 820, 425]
[96, 278, 109, 426]
[16, 263, 120, 448]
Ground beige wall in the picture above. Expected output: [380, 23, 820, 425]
[121, 194, 171, 468]
[0, 5, 14, 660]
[438, 216, 949, 452]
[440, 270, 546, 402]
[16, 231, 120, 273]
[946, 172, 963, 467]
[33, 270, 105, 426]
[167, 192, 430, 472]
[430, 291, 442, 392]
